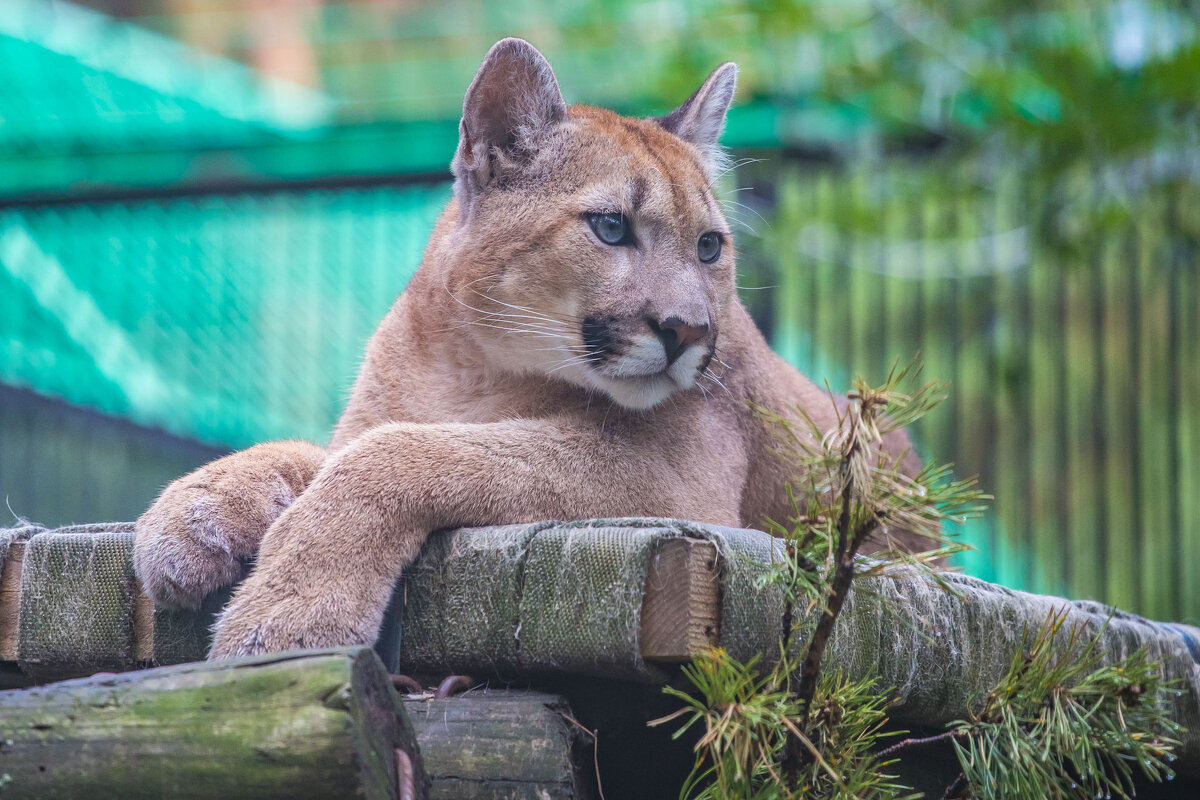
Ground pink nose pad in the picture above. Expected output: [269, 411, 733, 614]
[649, 316, 709, 364]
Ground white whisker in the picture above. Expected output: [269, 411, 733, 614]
[545, 356, 602, 375]
[723, 199, 770, 228]
[466, 288, 583, 324]
[702, 368, 734, 399]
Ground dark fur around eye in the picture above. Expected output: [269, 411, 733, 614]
[585, 212, 635, 246]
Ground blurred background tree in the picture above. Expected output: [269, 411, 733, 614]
[1, 0, 1196, 621]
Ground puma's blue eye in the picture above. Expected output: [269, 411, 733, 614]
[586, 212, 634, 246]
[698, 231, 722, 263]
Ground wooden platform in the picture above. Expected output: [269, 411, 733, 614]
[0, 537, 721, 675]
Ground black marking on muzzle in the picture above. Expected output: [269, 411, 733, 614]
[581, 316, 617, 359]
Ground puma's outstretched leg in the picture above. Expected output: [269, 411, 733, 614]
[208, 419, 741, 658]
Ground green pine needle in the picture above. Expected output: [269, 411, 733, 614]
[660, 362, 1182, 800]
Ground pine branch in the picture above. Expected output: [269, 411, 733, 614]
[941, 773, 968, 800]
[875, 729, 966, 760]
[662, 361, 1183, 800]
[785, 399, 888, 781]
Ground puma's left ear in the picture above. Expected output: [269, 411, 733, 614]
[656, 62, 738, 173]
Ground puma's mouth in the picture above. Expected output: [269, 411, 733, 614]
[584, 346, 713, 409]
[573, 316, 716, 409]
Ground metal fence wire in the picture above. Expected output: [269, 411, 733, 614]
[0, 183, 450, 449]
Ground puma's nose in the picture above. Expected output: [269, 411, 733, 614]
[648, 316, 709, 364]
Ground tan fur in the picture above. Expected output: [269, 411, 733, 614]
[133, 40, 924, 659]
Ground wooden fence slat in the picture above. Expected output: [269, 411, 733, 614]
[1100, 232, 1139, 611]
[1027, 213, 1060, 596]
[1137, 195, 1174, 620]
[1064, 257, 1103, 602]
[760, 161, 1195, 621]
[1180, 219, 1200, 623]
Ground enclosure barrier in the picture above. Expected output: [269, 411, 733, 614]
[2, 519, 1199, 784]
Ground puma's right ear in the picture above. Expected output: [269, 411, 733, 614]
[452, 38, 567, 212]
[656, 62, 738, 177]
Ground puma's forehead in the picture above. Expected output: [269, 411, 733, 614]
[569, 105, 709, 172]
[551, 105, 720, 221]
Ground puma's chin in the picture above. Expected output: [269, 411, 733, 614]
[590, 372, 678, 410]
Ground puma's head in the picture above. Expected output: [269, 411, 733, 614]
[445, 38, 738, 410]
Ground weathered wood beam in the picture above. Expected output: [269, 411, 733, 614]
[403, 690, 590, 799]
[0, 539, 22, 662]
[0, 537, 723, 675]
[0, 647, 426, 800]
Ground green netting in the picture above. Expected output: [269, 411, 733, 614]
[0, 184, 449, 448]
[0, 0, 880, 195]
[0, 32, 267, 155]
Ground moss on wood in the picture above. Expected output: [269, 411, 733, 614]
[0, 647, 425, 800]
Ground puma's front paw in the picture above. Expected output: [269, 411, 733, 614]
[208, 579, 380, 659]
[134, 461, 301, 609]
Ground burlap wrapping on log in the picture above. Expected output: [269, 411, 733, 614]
[398, 519, 688, 680]
[396, 518, 1200, 761]
[1, 523, 220, 676]
[17, 525, 138, 681]
[394, 518, 789, 680]
[150, 588, 228, 665]
[816, 569, 1200, 750]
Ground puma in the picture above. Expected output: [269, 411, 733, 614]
[133, 38, 922, 659]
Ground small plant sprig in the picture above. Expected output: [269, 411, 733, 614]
[654, 363, 982, 798]
[657, 649, 919, 800]
[759, 363, 984, 781]
[657, 362, 1183, 799]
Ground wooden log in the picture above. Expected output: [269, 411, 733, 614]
[0, 647, 427, 800]
[402, 690, 589, 800]
[0, 539, 22, 662]
[639, 537, 720, 662]
[0, 539, 25, 689]
[0, 536, 723, 678]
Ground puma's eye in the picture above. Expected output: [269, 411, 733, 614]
[698, 231, 723, 263]
[585, 212, 634, 246]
